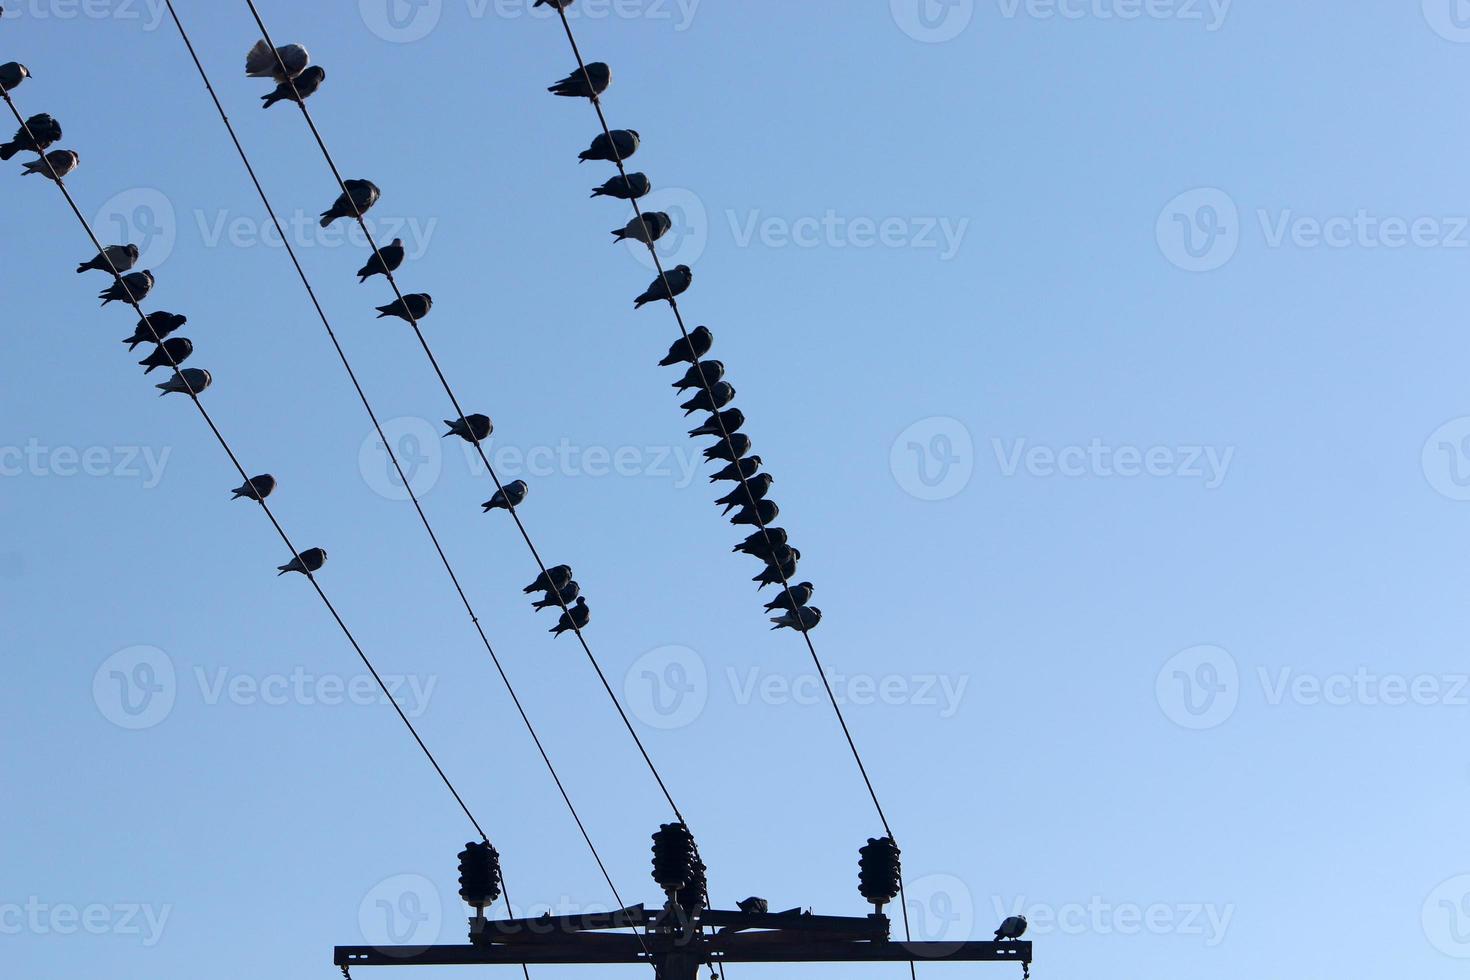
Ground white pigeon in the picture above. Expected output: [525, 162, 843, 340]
[245, 40, 310, 83]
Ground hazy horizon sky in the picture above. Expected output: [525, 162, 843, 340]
[5, 2, 1470, 979]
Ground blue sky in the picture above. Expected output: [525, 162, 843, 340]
[5, 1, 1470, 978]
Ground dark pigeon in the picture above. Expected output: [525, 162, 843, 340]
[524, 565, 573, 594]
[231, 474, 277, 501]
[549, 62, 610, 99]
[764, 582, 814, 614]
[0, 112, 60, 161]
[156, 368, 211, 397]
[592, 172, 651, 200]
[99, 270, 153, 307]
[550, 595, 590, 637]
[139, 337, 193, 374]
[994, 916, 1027, 941]
[612, 211, 671, 244]
[22, 148, 78, 181]
[122, 312, 187, 350]
[277, 547, 327, 577]
[443, 414, 493, 444]
[734, 527, 789, 558]
[0, 62, 30, 92]
[245, 40, 309, 82]
[709, 455, 761, 484]
[376, 293, 432, 322]
[579, 129, 639, 164]
[673, 360, 724, 392]
[634, 265, 692, 308]
[357, 238, 405, 282]
[754, 550, 799, 590]
[262, 65, 325, 108]
[319, 179, 380, 227]
[531, 579, 581, 611]
[681, 381, 735, 416]
[659, 326, 714, 366]
[482, 479, 529, 512]
[731, 499, 779, 527]
[688, 408, 745, 438]
[770, 606, 821, 632]
[77, 243, 138, 275]
[737, 897, 769, 915]
[704, 433, 752, 463]
[715, 473, 774, 515]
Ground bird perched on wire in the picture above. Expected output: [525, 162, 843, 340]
[764, 582, 814, 614]
[356, 238, 404, 282]
[155, 368, 212, 397]
[715, 473, 774, 515]
[737, 897, 769, 916]
[681, 381, 735, 416]
[635, 265, 692, 308]
[0, 112, 60, 160]
[550, 596, 590, 637]
[76, 243, 138, 275]
[375, 293, 432, 322]
[770, 606, 821, 632]
[612, 211, 672, 244]
[0, 62, 30, 92]
[277, 547, 327, 577]
[731, 499, 779, 527]
[659, 326, 714, 366]
[99, 270, 154, 307]
[688, 407, 745, 438]
[753, 549, 799, 590]
[532, 578, 581, 612]
[709, 455, 761, 484]
[122, 312, 187, 350]
[704, 433, 751, 463]
[320, 179, 380, 227]
[482, 479, 528, 513]
[534, 0, 575, 8]
[994, 916, 1027, 941]
[245, 39, 310, 83]
[672, 360, 724, 393]
[548, 62, 610, 99]
[138, 337, 193, 374]
[21, 148, 78, 181]
[735, 527, 788, 559]
[591, 172, 651, 201]
[579, 129, 639, 164]
[444, 414, 493, 444]
[524, 565, 574, 595]
[231, 474, 277, 502]
[261, 65, 325, 109]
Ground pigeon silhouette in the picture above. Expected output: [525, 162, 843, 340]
[534, 0, 575, 8]
[123, 312, 187, 350]
[770, 606, 821, 632]
[709, 455, 761, 483]
[994, 916, 1027, 941]
[672, 360, 724, 392]
[532, 579, 581, 611]
[591, 173, 651, 200]
[0, 62, 30, 92]
[156, 368, 212, 397]
[277, 547, 327, 577]
[443, 414, 493, 444]
[231, 474, 277, 501]
[659, 326, 714, 366]
[634, 265, 692, 308]
[734, 527, 789, 558]
[549, 62, 610, 99]
[139, 337, 193, 374]
[764, 581, 814, 614]
[715, 473, 774, 515]
[77, 244, 138, 275]
[688, 408, 745, 438]
[245, 40, 310, 82]
[612, 211, 672, 244]
[21, 148, 78, 181]
[731, 499, 779, 527]
[579, 129, 639, 164]
[703, 433, 752, 463]
[550, 596, 590, 637]
[737, 897, 769, 916]
[357, 238, 405, 282]
[262, 65, 325, 108]
[524, 565, 574, 594]
[482, 479, 529, 512]
[0, 112, 60, 160]
[99, 270, 153, 306]
[375, 293, 432, 322]
[320, 179, 380, 227]
[681, 381, 735, 416]
[754, 551, 799, 590]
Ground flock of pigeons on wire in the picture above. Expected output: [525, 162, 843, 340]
[547, 49, 821, 633]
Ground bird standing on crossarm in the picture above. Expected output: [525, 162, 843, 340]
[994, 916, 1027, 941]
